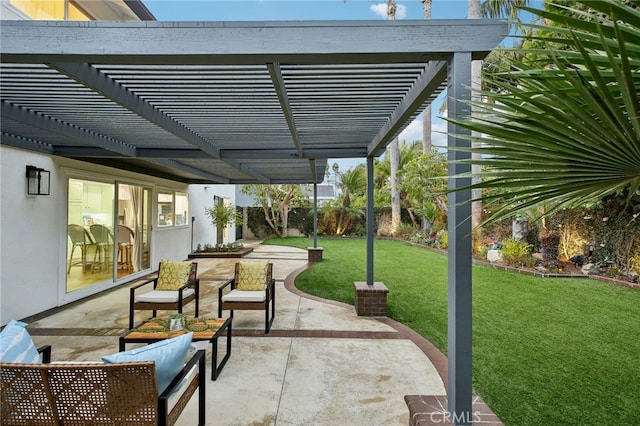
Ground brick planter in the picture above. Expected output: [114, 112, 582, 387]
[307, 247, 324, 263]
[187, 247, 253, 259]
[353, 281, 389, 316]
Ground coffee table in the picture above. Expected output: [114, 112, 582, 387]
[120, 316, 232, 381]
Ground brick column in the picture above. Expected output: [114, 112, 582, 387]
[307, 247, 324, 263]
[353, 281, 389, 316]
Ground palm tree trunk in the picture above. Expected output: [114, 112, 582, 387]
[390, 137, 400, 235]
[421, 0, 433, 154]
[469, 0, 483, 229]
[387, 0, 401, 235]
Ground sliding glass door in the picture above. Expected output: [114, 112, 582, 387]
[66, 178, 151, 293]
[116, 183, 151, 279]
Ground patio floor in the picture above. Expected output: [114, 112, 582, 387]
[24, 242, 498, 425]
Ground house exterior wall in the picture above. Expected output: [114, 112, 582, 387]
[0, 145, 192, 325]
[1, 147, 61, 324]
[189, 185, 237, 250]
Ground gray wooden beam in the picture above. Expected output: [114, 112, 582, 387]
[447, 52, 474, 426]
[1, 102, 136, 157]
[1, 20, 508, 65]
[223, 159, 270, 184]
[149, 159, 230, 184]
[267, 63, 303, 158]
[50, 62, 221, 158]
[368, 61, 447, 156]
[366, 156, 375, 285]
[1, 132, 54, 154]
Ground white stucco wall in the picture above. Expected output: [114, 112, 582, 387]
[1, 147, 61, 324]
[0, 145, 195, 325]
[189, 184, 236, 250]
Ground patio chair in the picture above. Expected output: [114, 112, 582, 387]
[67, 224, 95, 274]
[89, 223, 114, 272]
[129, 260, 199, 329]
[218, 260, 275, 333]
[117, 224, 134, 270]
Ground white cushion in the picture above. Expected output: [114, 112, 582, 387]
[167, 361, 198, 410]
[221, 289, 266, 303]
[135, 288, 195, 303]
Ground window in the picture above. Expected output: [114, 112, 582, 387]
[158, 190, 188, 228]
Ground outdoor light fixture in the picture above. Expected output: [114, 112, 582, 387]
[26, 165, 50, 196]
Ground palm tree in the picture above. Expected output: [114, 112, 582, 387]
[448, 0, 640, 223]
[387, 0, 401, 236]
[468, 0, 531, 228]
[421, 0, 433, 153]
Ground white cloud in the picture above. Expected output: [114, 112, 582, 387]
[396, 4, 407, 19]
[370, 3, 387, 18]
[399, 118, 422, 144]
[370, 3, 407, 20]
[399, 113, 449, 149]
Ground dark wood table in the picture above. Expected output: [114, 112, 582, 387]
[120, 316, 232, 381]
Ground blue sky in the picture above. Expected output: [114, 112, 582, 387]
[145, 1, 475, 21]
[143, 0, 540, 172]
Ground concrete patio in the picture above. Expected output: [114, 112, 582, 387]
[23, 242, 494, 425]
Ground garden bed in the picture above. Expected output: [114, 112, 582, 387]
[188, 247, 253, 259]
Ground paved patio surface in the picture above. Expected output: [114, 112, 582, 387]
[24, 242, 499, 425]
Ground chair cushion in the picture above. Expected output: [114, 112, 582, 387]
[156, 260, 193, 290]
[135, 288, 195, 303]
[222, 289, 267, 303]
[102, 332, 193, 394]
[237, 261, 269, 291]
[0, 320, 41, 364]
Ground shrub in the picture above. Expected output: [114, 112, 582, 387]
[437, 230, 448, 250]
[501, 238, 532, 267]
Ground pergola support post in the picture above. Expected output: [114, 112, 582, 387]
[366, 156, 375, 285]
[308, 181, 323, 262]
[354, 155, 388, 316]
[446, 52, 474, 425]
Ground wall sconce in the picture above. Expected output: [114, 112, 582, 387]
[26, 165, 50, 196]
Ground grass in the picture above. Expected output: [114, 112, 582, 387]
[263, 237, 640, 425]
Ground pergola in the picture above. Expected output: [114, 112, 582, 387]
[1, 19, 507, 424]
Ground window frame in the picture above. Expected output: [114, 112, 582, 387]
[157, 189, 189, 228]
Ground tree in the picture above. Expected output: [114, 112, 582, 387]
[387, 0, 401, 236]
[204, 203, 241, 245]
[241, 184, 306, 237]
[399, 149, 448, 232]
[333, 165, 367, 234]
[469, 0, 531, 229]
[421, 0, 433, 153]
[448, 0, 640, 225]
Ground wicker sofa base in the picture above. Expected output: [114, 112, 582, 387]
[1, 349, 206, 426]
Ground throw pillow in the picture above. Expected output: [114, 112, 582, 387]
[237, 261, 269, 291]
[102, 332, 193, 394]
[156, 260, 193, 290]
[0, 319, 41, 363]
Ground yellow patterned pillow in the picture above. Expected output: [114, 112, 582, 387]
[236, 261, 269, 291]
[156, 260, 192, 290]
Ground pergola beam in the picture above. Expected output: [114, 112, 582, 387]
[1, 101, 136, 157]
[1, 20, 509, 65]
[267, 62, 303, 158]
[368, 61, 447, 156]
[50, 62, 220, 158]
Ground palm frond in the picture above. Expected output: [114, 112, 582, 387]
[446, 0, 640, 225]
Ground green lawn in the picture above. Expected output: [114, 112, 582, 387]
[263, 237, 640, 425]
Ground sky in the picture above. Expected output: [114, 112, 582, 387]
[143, 0, 539, 172]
